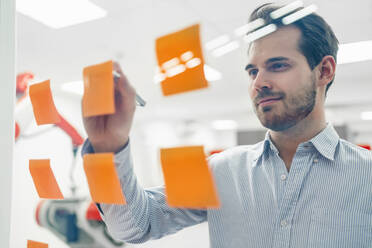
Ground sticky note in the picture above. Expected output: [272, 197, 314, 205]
[82, 60, 115, 117]
[27, 240, 48, 248]
[83, 153, 126, 204]
[160, 146, 219, 208]
[156, 24, 209, 96]
[29, 80, 61, 125]
[29, 159, 64, 199]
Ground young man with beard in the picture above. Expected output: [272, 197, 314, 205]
[82, 3, 372, 248]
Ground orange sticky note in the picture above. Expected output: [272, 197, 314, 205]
[29, 159, 64, 199]
[82, 60, 115, 117]
[156, 24, 208, 96]
[160, 146, 219, 208]
[29, 80, 61, 125]
[83, 153, 126, 204]
[27, 240, 48, 248]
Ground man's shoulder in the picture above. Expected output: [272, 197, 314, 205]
[338, 139, 372, 163]
[208, 140, 265, 168]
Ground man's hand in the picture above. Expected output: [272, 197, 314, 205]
[82, 62, 136, 153]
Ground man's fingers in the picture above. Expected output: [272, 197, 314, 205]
[112, 61, 136, 104]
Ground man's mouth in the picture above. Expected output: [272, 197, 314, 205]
[257, 97, 282, 107]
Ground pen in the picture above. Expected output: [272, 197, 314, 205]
[113, 71, 146, 107]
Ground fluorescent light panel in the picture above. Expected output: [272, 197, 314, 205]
[152, 64, 222, 84]
[205, 35, 230, 50]
[211, 41, 240, 57]
[244, 24, 277, 43]
[212, 120, 238, 130]
[204, 64, 222, 81]
[282, 4, 317, 25]
[234, 18, 265, 37]
[338, 40, 372, 64]
[16, 0, 107, 29]
[270, 0, 303, 19]
[361, 112, 372, 120]
[60, 81, 84, 95]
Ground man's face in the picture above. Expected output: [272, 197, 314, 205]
[246, 26, 317, 131]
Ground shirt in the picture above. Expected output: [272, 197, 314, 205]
[82, 124, 372, 248]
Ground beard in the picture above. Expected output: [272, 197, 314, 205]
[253, 75, 317, 132]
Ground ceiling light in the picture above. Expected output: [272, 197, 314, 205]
[212, 120, 238, 130]
[152, 64, 222, 84]
[234, 18, 265, 37]
[162, 58, 180, 70]
[244, 24, 277, 43]
[154, 73, 166, 84]
[186, 58, 201, 68]
[338, 40, 372, 64]
[181, 51, 194, 62]
[282, 4, 317, 25]
[16, 0, 107, 29]
[205, 35, 230, 51]
[204, 64, 222, 81]
[270, 0, 303, 19]
[60, 81, 84, 95]
[361, 112, 372, 120]
[211, 41, 240, 57]
[166, 64, 186, 78]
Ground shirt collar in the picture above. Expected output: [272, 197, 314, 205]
[252, 123, 339, 167]
[307, 123, 339, 161]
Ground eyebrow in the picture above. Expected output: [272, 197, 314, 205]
[245, 57, 290, 71]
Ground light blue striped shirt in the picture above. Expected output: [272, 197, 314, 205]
[83, 124, 372, 247]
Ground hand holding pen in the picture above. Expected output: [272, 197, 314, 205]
[113, 71, 146, 107]
[83, 62, 140, 153]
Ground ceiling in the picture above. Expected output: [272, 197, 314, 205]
[16, 0, 372, 129]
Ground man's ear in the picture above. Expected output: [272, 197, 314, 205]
[316, 55, 336, 87]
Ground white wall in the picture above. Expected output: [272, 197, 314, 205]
[0, 0, 16, 247]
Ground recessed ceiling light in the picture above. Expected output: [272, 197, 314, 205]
[361, 111, 372, 121]
[16, 0, 107, 29]
[338, 40, 372, 64]
[212, 120, 238, 130]
[205, 35, 230, 51]
[234, 18, 265, 37]
[270, 0, 304, 19]
[244, 24, 277, 43]
[281, 4, 317, 25]
[60, 81, 83, 95]
[211, 41, 240, 57]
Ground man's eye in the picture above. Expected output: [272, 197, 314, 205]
[248, 69, 258, 76]
[270, 63, 289, 71]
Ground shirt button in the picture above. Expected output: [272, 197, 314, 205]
[280, 220, 287, 227]
[314, 158, 319, 163]
[280, 174, 287, 181]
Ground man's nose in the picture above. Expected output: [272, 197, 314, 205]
[252, 71, 272, 92]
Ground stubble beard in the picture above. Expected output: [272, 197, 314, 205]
[254, 76, 317, 132]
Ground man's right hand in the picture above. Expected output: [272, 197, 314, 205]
[82, 62, 136, 153]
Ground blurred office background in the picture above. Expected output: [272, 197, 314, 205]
[12, 0, 372, 247]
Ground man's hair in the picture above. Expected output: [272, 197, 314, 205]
[248, 3, 339, 96]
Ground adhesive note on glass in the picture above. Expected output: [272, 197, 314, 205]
[27, 240, 48, 248]
[156, 24, 208, 96]
[82, 60, 115, 117]
[83, 153, 126, 204]
[29, 159, 64, 199]
[29, 80, 61, 125]
[160, 146, 219, 208]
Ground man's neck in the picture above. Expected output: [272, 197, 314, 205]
[269, 113, 327, 171]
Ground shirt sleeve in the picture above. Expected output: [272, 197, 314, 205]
[81, 139, 207, 243]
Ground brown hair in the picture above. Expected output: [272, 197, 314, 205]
[248, 3, 339, 95]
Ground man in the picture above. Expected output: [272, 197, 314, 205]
[82, 3, 372, 248]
